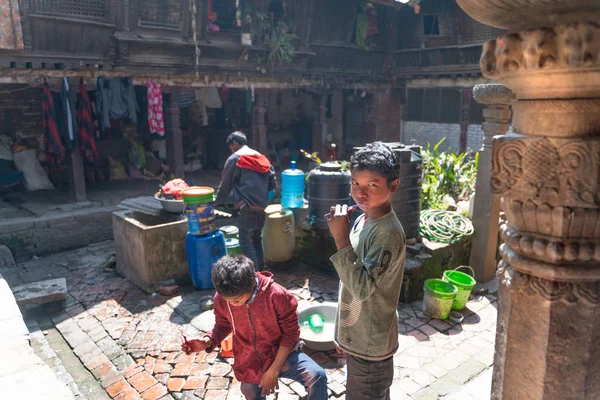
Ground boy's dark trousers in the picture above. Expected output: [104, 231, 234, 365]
[346, 354, 394, 400]
[238, 208, 266, 270]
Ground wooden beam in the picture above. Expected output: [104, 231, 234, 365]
[369, 0, 406, 9]
[0, 69, 394, 90]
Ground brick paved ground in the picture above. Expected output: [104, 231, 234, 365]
[1, 242, 498, 400]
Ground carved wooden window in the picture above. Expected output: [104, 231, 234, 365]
[139, 0, 184, 30]
[31, 0, 108, 20]
[423, 15, 440, 36]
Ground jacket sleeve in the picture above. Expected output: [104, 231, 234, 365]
[268, 165, 277, 192]
[206, 297, 233, 353]
[215, 155, 237, 204]
[330, 232, 404, 301]
[272, 289, 300, 349]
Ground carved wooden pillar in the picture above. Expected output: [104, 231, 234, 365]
[469, 84, 515, 283]
[166, 89, 185, 179]
[252, 91, 267, 155]
[68, 149, 87, 203]
[312, 94, 327, 158]
[456, 1, 600, 399]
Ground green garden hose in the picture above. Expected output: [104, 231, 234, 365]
[419, 209, 474, 244]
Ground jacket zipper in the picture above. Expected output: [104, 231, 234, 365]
[247, 304, 264, 371]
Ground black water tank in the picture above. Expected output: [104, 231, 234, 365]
[307, 162, 352, 230]
[393, 146, 422, 239]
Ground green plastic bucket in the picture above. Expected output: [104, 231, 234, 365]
[220, 225, 239, 240]
[422, 279, 458, 320]
[442, 266, 476, 310]
[225, 238, 243, 255]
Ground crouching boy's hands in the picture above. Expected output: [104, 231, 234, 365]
[182, 337, 211, 354]
[260, 367, 279, 396]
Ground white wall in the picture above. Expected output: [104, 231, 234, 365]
[402, 121, 513, 153]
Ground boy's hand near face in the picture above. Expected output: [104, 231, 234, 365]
[328, 204, 352, 250]
[181, 337, 211, 354]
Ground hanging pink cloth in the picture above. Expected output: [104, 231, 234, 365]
[147, 80, 165, 136]
[0, 0, 23, 50]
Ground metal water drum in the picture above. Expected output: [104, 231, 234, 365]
[392, 147, 423, 239]
[307, 162, 352, 230]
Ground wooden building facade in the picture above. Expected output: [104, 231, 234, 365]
[0, 0, 501, 200]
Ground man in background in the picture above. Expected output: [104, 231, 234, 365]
[215, 131, 276, 270]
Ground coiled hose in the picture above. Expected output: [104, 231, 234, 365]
[419, 209, 474, 243]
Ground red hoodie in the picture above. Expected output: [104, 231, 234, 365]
[206, 272, 300, 384]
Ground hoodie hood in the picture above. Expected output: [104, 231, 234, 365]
[236, 154, 272, 174]
[250, 271, 274, 303]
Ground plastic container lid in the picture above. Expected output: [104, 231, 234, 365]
[319, 162, 343, 172]
[182, 186, 215, 204]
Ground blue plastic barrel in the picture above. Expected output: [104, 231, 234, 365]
[186, 230, 226, 290]
[281, 161, 305, 209]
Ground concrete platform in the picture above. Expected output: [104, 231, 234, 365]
[0, 271, 74, 400]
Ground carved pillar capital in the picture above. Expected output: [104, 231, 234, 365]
[473, 84, 516, 106]
[473, 84, 515, 148]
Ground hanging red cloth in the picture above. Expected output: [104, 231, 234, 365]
[42, 82, 65, 165]
[77, 79, 98, 164]
[147, 80, 165, 136]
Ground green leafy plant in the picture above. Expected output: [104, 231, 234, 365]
[255, 12, 297, 68]
[421, 138, 479, 210]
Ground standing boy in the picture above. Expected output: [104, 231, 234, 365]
[327, 142, 406, 399]
[182, 255, 327, 400]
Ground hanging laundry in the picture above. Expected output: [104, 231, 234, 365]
[42, 83, 65, 166]
[356, 2, 378, 51]
[220, 83, 230, 103]
[60, 78, 78, 148]
[0, 0, 24, 50]
[246, 89, 252, 115]
[178, 91, 196, 108]
[195, 87, 222, 126]
[147, 80, 165, 136]
[77, 79, 99, 165]
[96, 77, 139, 131]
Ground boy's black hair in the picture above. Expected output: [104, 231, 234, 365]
[226, 131, 247, 146]
[212, 255, 256, 297]
[350, 141, 401, 186]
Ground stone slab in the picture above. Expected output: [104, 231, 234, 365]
[11, 278, 67, 305]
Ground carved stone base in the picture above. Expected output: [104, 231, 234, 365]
[493, 245, 600, 399]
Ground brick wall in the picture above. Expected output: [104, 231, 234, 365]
[0, 206, 116, 262]
[0, 88, 44, 149]
[402, 121, 514, 153]
[365, 88, 403, 143]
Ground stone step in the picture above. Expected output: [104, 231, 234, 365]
[12, 278, 67, 306]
